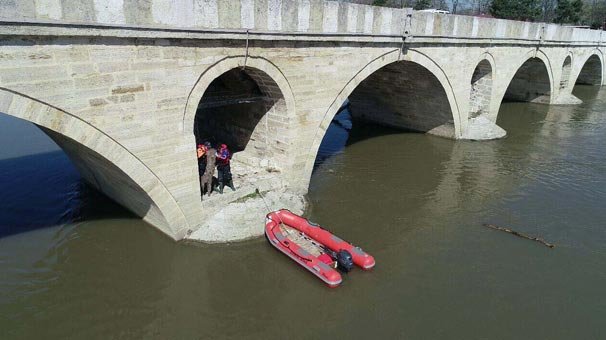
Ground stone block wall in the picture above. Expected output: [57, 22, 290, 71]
[560, 56, 572, 90]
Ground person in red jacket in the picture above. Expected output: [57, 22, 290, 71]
[216, 143, 235, 193]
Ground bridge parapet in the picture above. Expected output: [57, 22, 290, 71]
[411, 12, 603, 44]
[0, 0, 408, 35]
[1, 0, 602, 44]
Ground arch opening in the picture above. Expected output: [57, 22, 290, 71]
[0, 89, 186, 239]
[560, 56, 572, 90]
[503, 58, 552, 104]
[576, 55, 602, 86]
[0, 111, 168, 237]
[194, 67, 288, 168]
[42, 129, 169, 229]
[346, 61, 454, 133]
[314, 60, 454, 168]
[0, 111, 78, 237]
[469, 60, 493, 119]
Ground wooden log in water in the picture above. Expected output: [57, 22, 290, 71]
[482, 223, 555, 249]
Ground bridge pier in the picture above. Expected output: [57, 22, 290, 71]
[551, 92, 584, 105]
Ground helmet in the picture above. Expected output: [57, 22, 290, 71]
[220, 144, 227, 149]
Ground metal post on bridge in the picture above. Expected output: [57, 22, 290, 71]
[534, 24, 546, 58]
[399, 9, 413, 60]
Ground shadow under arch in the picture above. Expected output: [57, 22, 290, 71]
[183, 56, 296, 137]
[0, 88, 188, 240]
[494, 50, 555, 116]
[560, 55, 572, 90]
[572, 52, 604, 86]
[300, 49, 461, 192]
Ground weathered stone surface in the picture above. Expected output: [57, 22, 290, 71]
[111, 84, 145, 94]
[460, 116, 507, 141]
[89, 98, 107, 106]
[186, 189, 306, 243]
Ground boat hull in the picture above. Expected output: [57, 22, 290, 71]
[265, 209, 376, 287]
[265, 217, 342, 287]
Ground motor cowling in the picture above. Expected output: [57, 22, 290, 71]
[336, 249, 354, 272]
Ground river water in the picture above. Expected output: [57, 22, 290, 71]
[1, 86, 606, 339]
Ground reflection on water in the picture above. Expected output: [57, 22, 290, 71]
[2, 86, 606, 339]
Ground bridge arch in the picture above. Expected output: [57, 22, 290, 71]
[560, 55, 573, 90]
[572, 52, 603, 86]
[0, 88, 189, 239]
[469, 58, 494, 119]
[496, 50, 555, 111]
[300, 49, 461, 190]
[183, 56, 296, 173]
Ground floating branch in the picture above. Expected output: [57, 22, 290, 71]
[483, 223, 555, 249]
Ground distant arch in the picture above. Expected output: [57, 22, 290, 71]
[300, 49, 461, 191]
[497, 51, 554, 106]
[469, 59, 494, 119]
[573, 53, 603, 86]
[560, 55, 572, 90]
[0, 88, 188, 239]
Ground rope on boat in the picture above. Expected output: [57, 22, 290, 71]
[256, 188, 273, 216]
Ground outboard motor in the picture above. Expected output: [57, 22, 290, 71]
[336, 249, 354, 272]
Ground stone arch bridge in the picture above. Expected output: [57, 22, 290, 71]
[0, 0, 603, 241]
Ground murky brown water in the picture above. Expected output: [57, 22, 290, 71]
[2, 86, 606, 339]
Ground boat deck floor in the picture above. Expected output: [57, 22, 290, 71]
[278, 223, 324, 257]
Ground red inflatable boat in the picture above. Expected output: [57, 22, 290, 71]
[265, 209, 375, 287]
